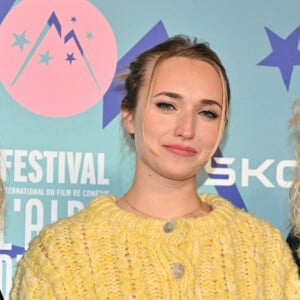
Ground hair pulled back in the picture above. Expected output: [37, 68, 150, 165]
[120, 35, 230, 121]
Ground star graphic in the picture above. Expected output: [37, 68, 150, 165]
[12, 31, 31, 51]
[86, 32, 93, 40]
[257, 26, 300, 90]
[71, 16, 77, 22]
[66, 52, 76, 64]
[39, 50, 54, 65]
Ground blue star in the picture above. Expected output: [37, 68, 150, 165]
[12, 31, 31, 51]
[257, 26, 300, 90]
[86, 32, 93, 40]
[71, 16, 77, 22]
[39, 50, 54, 65]
[66, 52, 76, 64]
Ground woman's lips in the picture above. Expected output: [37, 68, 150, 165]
[163, 144, 197, 157]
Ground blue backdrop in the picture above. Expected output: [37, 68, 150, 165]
[0, 0, 299, 298]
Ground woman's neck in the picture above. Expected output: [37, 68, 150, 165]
[117, 168, 211, 219]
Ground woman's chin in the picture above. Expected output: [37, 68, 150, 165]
[161, 170, 196, 182]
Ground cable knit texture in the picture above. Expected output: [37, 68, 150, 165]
[10, 194, 300, 299]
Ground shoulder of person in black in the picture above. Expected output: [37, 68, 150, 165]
[287, 229, 300, 274]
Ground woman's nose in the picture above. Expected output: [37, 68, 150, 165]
[174, 111, 195, 139]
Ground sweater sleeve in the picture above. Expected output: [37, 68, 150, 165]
[242, 211, 300, 298]
[271, 227, 300, 299]
[9, 227, 68, 299]
[10, 256, 55, 300]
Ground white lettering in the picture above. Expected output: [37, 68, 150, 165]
[81, 153, 96, 184]
[58, 152, 65, 183]
[205, 157, 235, 186]
[28, 151, 43, 183]
[67, 152, 83, 184]
[44, 151, 57, 183]
[241, 159, 275, 187]
[0, 150, 110, 185]
[51, 200, 58, 223]
[68, 200, 84, 216]
[0, 149, 13, 180]
[82, 189, 108, 197]
[276, 160, 297, 188]
[97, 153, 109, 185]
[0, 232, 11, 250]
[0, 254, 12, 299]
[25, 198, 44, 249]
[14, 150, 27, 182]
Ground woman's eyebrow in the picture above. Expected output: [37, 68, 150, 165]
[200, 99, 222, 109]
[153, 91, 182, 99]
[153, 92, 222, 108]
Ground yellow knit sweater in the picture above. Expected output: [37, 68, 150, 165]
[10, 194, 300, 299]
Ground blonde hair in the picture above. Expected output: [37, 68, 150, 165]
[290, 97, 300, 236]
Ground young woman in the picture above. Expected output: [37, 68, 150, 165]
[287, 96, 300, 273]
[10, 36, 300, 299]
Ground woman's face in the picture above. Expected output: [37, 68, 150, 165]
[123, 56, 224, 181]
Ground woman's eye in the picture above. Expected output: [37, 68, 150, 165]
[200, 110, 218, 119]
[156, 102, 175, 111]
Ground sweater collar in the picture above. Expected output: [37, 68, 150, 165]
[88, 194, 238, 245]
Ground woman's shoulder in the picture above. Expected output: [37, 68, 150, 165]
[205, 194, 293, 260]
[26, 194, 117, 252]
[201, 193, 285, 239]
[16, 194, 117, 275]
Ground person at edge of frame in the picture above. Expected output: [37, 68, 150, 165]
[287, 96, 300, 274]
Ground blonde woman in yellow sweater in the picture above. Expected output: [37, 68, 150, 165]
[11, 36, 300, 299]
[287, 96, 300, 272]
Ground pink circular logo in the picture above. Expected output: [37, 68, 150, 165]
[0, 0, 117, 117]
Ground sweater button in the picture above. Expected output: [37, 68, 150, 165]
[163, 220, 176, 233]
[171, 263, 185, 279]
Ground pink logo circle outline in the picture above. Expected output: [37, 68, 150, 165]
[0, 0, 117, 117]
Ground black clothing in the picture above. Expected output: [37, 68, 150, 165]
[287, 229, 300, 275]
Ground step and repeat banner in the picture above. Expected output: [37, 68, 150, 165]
[0, 0, 300, 298]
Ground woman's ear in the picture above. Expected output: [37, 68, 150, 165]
[121, 109, 135, 134]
